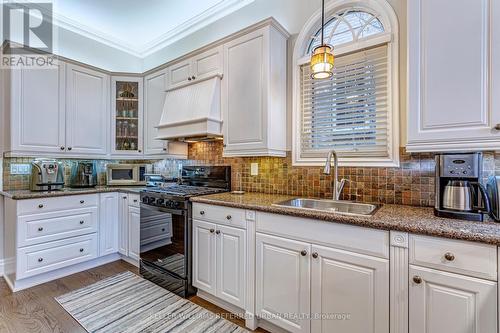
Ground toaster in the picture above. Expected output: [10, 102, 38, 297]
[30, 159, 65, 191]
[487, 176, 500, 221]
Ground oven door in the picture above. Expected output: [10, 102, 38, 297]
[139, 203, 189, 280]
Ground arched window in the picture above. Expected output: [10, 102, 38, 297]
[292, 1, 399, 167]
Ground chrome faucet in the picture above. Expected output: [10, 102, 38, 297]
[323, 150, 349, 200]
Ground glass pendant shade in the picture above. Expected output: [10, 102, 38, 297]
[310, 45, 334, 79]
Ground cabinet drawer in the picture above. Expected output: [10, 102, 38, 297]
[128, 194, 140, 208]
[18, 207, 98, 247]
[17, 234, 98, 279]
[17, 194, 98, 215]
[192, 203, 246, 229]
[409, 235, 497, 280]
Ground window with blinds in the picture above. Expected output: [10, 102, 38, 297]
[299, 44, 389, 159]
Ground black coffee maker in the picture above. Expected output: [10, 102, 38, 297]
[435, 153, 490, 221]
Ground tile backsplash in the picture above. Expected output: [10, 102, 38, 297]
[3, 142, 500, 208]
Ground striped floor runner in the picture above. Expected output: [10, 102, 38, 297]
[55, 271, 248, 333]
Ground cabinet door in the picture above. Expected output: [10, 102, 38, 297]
[118, 194, 128, 256]
[111, 77, 143, 156]
[66, 64, 109, 155]
[407, 0, 499, 151]
[10, 63, 66, 153]
[99, 193, 119, 256]
[192, 46, 223, 80]
[216, 224, 246, 308]
[409, 265, 497, 333]
[127, 206, 140, 262]
[144, 69, 168, 155]
[193, 219, 216, 295]
[256, 233, 311, 333]
[311, 245, 389, 333]
[167, 59, 191, 89]
[222, 28, 268, 153]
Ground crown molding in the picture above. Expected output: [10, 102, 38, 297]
[5, 0, 255, 58]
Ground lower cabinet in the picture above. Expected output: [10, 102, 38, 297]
[256, 232, 389, 333]
[193, 219, 246, 309]
[118, 194, 129, 255]
[127, 205, 141, 262]
[409, 265, 497, 333]
[99, 193, 119, 256]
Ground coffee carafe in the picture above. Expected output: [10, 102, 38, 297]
[435, 153, 490, 221]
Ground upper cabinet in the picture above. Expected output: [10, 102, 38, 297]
[407, 0, 500, 152]
[111, 76, 143, 156]
[167, 46, 223, 90]
[5, 62, 110, 157]
[66, 64, 109, 155]
[222, 24, 288, 157]
[144, 69, 188, 157]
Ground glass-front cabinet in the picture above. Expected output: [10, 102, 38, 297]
[111, 76, 143, 156]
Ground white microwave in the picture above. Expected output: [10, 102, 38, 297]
[106, 164, 147, 186]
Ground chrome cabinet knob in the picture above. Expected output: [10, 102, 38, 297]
[494, 124, 500, 130]
[312, 252, 318, 258]
[38, 204, 44, 208]
[79, 220, 84, 225]
[163, 147, 167, 151]
[38, 227, 43, 232]
[133, 199, 138, 203]
[226, 215, 232, 220]
[60, 146, 65, 150]
[67, 147, 72, 151]
[188, 77, 192, 81]
[209, 228, 215, 233]
[191, 76, 196, 80]
[38, 258, 43, 262]
[80, 200, 85, 204]
[300, 250, 307, 256]
[161, 228, 165, 232]
[444, 252, 455, 261]
[413, 276, 422, 284]
[80, 248, 84, 252]
[200, 211, 205, 215]
[216, 230, 221, 235]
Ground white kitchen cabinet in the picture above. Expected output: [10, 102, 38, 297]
[216, 224, 246, 308]
[409, 265, 497, 333]
[111, 76, 143, 156]
[222, 24, 288, 157]
[193, 218, 247, 309]
[311, 244, 389, 333]
[193, 219, 217, 295]
[127, 205, 141, 262]
[118, 194, 128, 256]
[256, 232, 311, 333]
[8, 64, 66, 154]
[144, 68, 188, 157]
[66, 64, 109, 155]
[167, 46, 222, 90]
[98, 193, 119, 256]
[407, 0, 500, 152]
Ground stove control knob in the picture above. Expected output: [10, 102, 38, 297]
[148, 197, 156, 205]
[156, 198, 164, 206]
[142, 196, 149, 204]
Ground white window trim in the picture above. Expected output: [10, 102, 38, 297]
[292, 0, 400, 167]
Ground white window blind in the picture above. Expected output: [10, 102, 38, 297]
[300, 44, 389, 159]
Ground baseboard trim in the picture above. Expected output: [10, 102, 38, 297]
[196, 290, 246, 317]
[0, 257, 15, 278]
[119, 254, 139, 267]
[5, 253, 121, 292]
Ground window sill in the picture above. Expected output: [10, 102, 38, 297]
[292, 156, 400, 168]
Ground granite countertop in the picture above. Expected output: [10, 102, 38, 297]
[190, 192, 500, 246]
[0, 186, 146, 199]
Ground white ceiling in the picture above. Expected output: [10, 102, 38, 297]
[42, 0, 254, 57]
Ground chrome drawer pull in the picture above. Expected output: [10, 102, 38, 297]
[38, 227, 43, 232]
[38, 258, 43, 262]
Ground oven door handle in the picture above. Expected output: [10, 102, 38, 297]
[140, 203, 185, 216]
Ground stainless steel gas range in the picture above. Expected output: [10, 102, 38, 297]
[139, 166, 231, 297]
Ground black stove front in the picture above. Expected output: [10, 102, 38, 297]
[139, 166, 230, 297]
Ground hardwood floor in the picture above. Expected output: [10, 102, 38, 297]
[0, 260, 267, 333]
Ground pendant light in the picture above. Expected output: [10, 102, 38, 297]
[310, 0, 334, 79]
